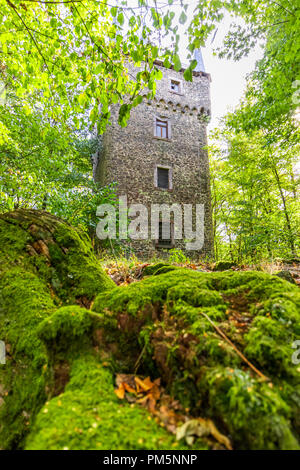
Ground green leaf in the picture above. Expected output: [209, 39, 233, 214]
[117, 12, 124, 26]
[78, 93, 86, 106]
[155, 69, 163, 80]
[173, 54, 182, 72]
[133, 95, 143, 107]
[94, 63, 102, 75]
[110, 7, 117, 17]
[179, 11, 187, 25]
[190, 59, 198, 70]
[183, 67, 193, 82]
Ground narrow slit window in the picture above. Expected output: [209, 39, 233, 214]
[158, 221, 172, 247]
[156, 118, 168, 139]
[157, 167, 170, 189]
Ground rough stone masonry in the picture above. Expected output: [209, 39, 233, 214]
[94, 54, 214, 259]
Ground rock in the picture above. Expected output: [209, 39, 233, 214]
[275, 270, 296, 285]
[142, 262, 179, 276]
[212, 260, 236, 271]
[92, 268, 300, 450]
[278, 258, 300, 265]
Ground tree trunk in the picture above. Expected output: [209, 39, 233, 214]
[273, 165, 297, 256]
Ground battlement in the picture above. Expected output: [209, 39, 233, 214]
[153, 59, 211, 80]
[128, 59, 211, 118]
[147, 95, 210, 119]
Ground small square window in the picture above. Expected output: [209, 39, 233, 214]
[157, 167, 169, 189]
[170, 79, 181, 93]
[155, 118, 168, 139]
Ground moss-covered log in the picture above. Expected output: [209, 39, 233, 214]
[0, 210, 299, 450]
[0, 210, 114, 449]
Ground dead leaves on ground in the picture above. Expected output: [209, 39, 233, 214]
[114, 373, 232, 450]
[104, 262, 150, 286]
[114, 374, 140, 399]
[115, 374, 160, 412]
[104, 260, 300, 286]
[104, 261, 210, 286]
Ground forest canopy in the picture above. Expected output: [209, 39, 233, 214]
[0, 0, 299, 260]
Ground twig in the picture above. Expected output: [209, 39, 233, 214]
[134, 343, 147, 374]
[269, 1, 295, 16]
[199, 310, 270, 382]
[88, 310, 103, 321]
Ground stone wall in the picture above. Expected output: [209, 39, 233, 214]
[94, 62, 214, 259]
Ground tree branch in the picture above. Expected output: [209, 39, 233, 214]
[6, 0, 52, 74]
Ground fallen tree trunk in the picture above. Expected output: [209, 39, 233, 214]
[0, 210, 299, 450]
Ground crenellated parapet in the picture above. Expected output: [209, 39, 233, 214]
[146, 96, 211, 120]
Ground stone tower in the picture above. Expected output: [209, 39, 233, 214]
[94, 53, 213, 259]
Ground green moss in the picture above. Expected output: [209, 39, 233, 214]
[37, 306, 94, 357]
[0, 218, 31, 262]
[0, 268, 55, 359]
[244, 316, 297, 377]
[92, 268, 300, 449]
[1, 210, 299, 450]
[0, 210, 115, 449]
[0, 210, 114, 303]
[50, 223, 114, 302]
[11, 279, 207, 449]
[199, 366, 299, 450]
[275, 270, 296, 285]
[25, 354, 207, 450]
[211, 269, 286, 290]
[213, 261, 236, 271]
[0, 268, 55, 449]
[142, 262, 179, 277]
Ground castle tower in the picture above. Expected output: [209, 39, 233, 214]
[94, 53, 214, 259]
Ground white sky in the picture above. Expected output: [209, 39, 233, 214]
[202, 35, 263, 131]
[168, 2, 264, 131]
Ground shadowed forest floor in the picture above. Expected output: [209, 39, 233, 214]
[102, 258, 300, 288]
